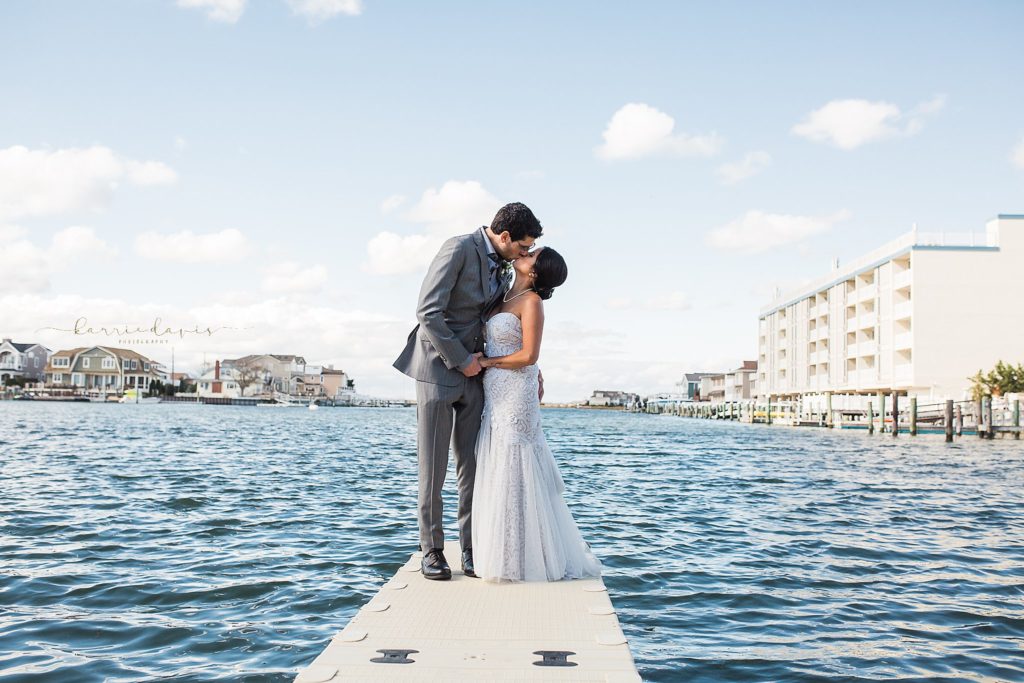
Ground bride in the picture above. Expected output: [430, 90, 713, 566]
[471, 247, 602, 582]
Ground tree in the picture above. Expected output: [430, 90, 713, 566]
[968, 360, 1024, 400]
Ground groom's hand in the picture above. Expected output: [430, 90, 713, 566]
[461, 353, 483, 377]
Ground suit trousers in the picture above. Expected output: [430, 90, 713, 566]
[415, 375, 483, 553]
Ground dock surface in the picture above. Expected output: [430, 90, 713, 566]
[295, 543, 640, 682]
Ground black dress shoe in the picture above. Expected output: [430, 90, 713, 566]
[461, 548, 477, 578]
[421, 548, 451, 581]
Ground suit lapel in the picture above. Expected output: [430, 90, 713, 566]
[474, 228, 491, 302]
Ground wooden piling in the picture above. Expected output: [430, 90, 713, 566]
[767, 396, 772, 425]
[877, 392, 886, 434]
[1014, 400, 1021, 440]
[910, 397, 917, 436]
[945, 400, 954, 442]
[955, 404, 963, 436]
[977, 398, 985, 438]
[867, 401, 874, 435]
[825, 391, 833, 427]
[986, 397, 995, 440]
[891, 392, 899, 437]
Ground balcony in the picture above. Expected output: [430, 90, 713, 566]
[814, 325, 830, 340]
[813, 349, 830, 364]
[894, 332, 913, 350]
[0, 361, 22, 371]
[893, 301, 913, 321]
[846, 343, 859, 358]
[856, 283, 878, 303]
[858, 339, 878, 356]
[892, 269, 912, 290]
[857, 312, 878, 329]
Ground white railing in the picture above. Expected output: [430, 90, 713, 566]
[892, 269, 912, 290]
[894, 332, 913, 350]
[893, 301, 913, 320]
[856, 283, 878, 303]
[858, 339, 879, 356]
[858, 312, 878, 329]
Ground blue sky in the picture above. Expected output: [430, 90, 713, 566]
[2, 1, 1022, 401]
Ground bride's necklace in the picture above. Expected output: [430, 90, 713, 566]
[503, 287, 532, 304]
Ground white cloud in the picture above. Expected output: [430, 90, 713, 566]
[286, 0, 362, 23]
[404, 180, 500, 233]
[380, 194, 406, 214]
[0, 145, 177, 223]
[707, 209, 852, 253]
[366, 232, 437, 276]
[0, 226, 118, 293]
[134, 228, 249, 264]
[261, 261, 329, 293]
[595, 103, 723, 161]
[715, 151, 771, 185]
[792, 96, 946, 150]
[365, 180, 502, 276]
[1012, 136, 1024, 169]
[177, 0, 247, 23]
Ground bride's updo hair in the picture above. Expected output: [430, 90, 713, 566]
[532, 247, 568, 300]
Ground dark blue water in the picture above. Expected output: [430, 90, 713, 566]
[2, 403, 1023, 682]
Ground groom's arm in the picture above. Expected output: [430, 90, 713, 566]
[417, 237, 475, 373]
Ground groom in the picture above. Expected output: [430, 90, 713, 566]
[394, 202, 543, 580]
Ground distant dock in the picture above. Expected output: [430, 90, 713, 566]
[295, 542, 640, 682]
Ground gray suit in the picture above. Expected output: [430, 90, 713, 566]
[394, 228, 505, 552]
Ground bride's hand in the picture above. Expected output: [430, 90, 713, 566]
[474, 352, 490, 369]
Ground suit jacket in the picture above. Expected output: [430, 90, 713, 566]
[394, 229, 507, 386]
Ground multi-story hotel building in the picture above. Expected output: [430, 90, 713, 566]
[757, 215, 1023, 401]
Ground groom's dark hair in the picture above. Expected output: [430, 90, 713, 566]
[489, 202, 543, 241]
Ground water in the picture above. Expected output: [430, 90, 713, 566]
[2, 403, 1023, 682]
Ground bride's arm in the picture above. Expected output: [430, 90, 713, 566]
[480, 298, 544, 370]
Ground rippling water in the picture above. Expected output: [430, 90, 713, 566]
[2, 403, 1023, 682]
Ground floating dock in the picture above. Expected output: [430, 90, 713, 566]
[295, 542, 641, 682]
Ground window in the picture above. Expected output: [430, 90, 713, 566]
[102, 357, 115, 369]
[130, 360, 137, 370]
[122, 359, 129, 370]
[53, 373, 63, 383]
[83, 358, 90, 369]
[144, 362, 150, 372]
[54, 357, 69, 367]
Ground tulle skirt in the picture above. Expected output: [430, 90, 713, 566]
[471, 368, 602, 582]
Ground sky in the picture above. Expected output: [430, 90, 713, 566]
[1, 1, 1022, 402]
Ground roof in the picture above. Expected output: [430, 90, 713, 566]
[684, 372, 716, 381]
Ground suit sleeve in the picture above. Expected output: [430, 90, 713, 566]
[416, 237, 473, 371]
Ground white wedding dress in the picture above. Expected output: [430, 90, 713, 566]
[472, 311, 602, 582]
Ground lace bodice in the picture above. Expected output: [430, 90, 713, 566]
[485, 312, 524, 357]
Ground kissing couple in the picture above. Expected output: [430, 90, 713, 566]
[394, 202, 601, 583]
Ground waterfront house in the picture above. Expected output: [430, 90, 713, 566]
[196, 360, 241, 398]
[0, 338, 51, 384]
[43, 346, 160, 394]
[677, 372, 715, 400]
[587, 390, 638, 407]
[700, 374, 727, 403]
[758, 215, 1024, 401]
[294, 364, 355, 398]
[724, 361, 758, 402]
[224, 353, 307, 395]
[321, 365, 354, 398]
